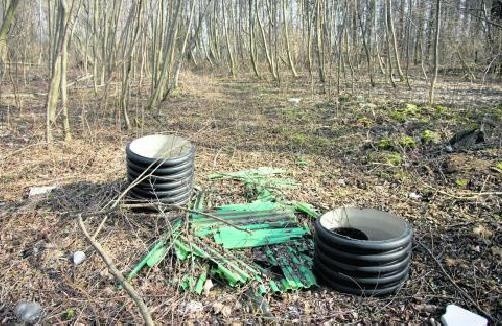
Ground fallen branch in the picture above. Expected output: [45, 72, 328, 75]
[423, 184, 502, 200]
[77, 214, 155, 326]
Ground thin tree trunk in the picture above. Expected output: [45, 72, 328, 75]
[46, 0, 74, 142]
[148, 0, 182, 112]
[256, 0, 276, 79]
[120, 1, 144, 130]
[385, 0, 404, 80]
[222, 0, 235, 76]
[357, 5, 375, 86]
[60, 0, 72, 141]
[404, 0, 412, 90]
[248, 0, 260, 78]
[316, 0, 326, 82]
[428, 0, 440, 104]
[171, 0, 196, 92]
[282, 0, 297, 77]
[0, 0, 21, 64]
[384, 2, 396, 88]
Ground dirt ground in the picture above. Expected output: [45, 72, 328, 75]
[0, 72, 501, 324]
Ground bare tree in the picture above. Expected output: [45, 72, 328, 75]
[0, 0, 21, 64]
[428, 0, 440, 104]
[282, 0, 297, 77]
[45, 0, 75, 143]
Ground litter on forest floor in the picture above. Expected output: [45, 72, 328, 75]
[208, 167, 298, 200]
[15, 302, 42, 324]
[28, 185, 57, 198]
[127, 167, 319, 295]
[72, 250, 86, 266]
[441, 304, 488, 326]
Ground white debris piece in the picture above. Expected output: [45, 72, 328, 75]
[288, 98, 302, 105]
[72, 250, 86, 265]
[336, 179, 346, 187]
[15, 302, 42, 323]
[441, 305, 487, 326]
[179, 300, 203, 314]
[203, 279, 213, 296]
[28, 186, 57, 198]
[408, 192, 422, 200]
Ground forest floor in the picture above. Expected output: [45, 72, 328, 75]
[0, 71, 501, 324]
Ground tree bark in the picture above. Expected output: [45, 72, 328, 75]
[428, 0, 440, 104]
[385, 0, 404, 80]
[282, 0, 297, 77]
[0, 0, 21, 64]
[256, 0, 276, 79]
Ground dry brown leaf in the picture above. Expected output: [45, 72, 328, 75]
[473, 225, 493, 239]
[445, 257, 460, 267]
[212, 302, 223, 314]
[491, 246, 502, 258]
[221, 305, 232, 317]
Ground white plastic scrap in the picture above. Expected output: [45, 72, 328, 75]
[441, 305, 487, 326]
[15, 302, 42, 323]
[72, 250, 86, 265]
[408, 192, 422, 200]
[178, 300, 203, 314]
[203, 279, 213, 296]
[287, 98, 302, 105]
[28, 186, 57, 198]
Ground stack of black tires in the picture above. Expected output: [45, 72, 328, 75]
[126, 134, 194, 205]
[313, 208, 412, 295]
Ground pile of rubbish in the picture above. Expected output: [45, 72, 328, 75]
[123, 135, 413, 300]
[127, 167, 320, 295]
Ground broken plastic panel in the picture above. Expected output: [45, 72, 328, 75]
[127, 168, 318, 294]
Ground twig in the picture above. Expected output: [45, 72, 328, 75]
[423, 184, 502, 200]
[77, 214, 155, 326]
[417, 241, 493, 322]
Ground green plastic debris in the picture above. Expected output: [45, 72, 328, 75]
[191, 205, 310, 248]
[209, 167, 298, 199]
[292, 201, 320, 218]
[127, 240, 168, 281]
[214, 226, 309, 249]
[194, 270, 207, 294]
[127, 170, 319, 295]
[179, 268, 207, 294]
[174, 234, 317, 293]
[259, 242, 317, 291]
[174, 236, 260, 286]
[180, 274, 197, 291]
[215, 200, 279, 212]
